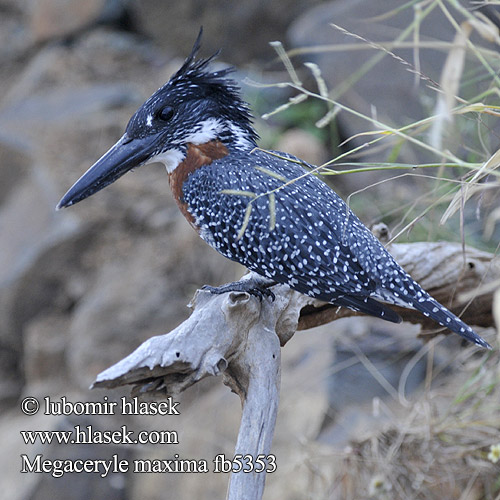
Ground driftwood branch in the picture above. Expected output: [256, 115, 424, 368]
[93, 239, 497, 500]
[93, 284, 305, 500]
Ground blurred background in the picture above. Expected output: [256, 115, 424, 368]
[1, 0, 499, 498]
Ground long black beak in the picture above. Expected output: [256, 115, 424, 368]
[57, 133, 158, 209]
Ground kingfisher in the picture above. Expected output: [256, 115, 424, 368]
[57, 32, 491, 350]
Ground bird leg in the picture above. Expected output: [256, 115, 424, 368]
[202, 275, 276, 301]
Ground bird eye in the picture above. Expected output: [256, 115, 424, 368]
[157, 106, 175, 122]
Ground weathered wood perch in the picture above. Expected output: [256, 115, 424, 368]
[92, 239, 497, 500]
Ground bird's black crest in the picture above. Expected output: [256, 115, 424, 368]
[172, 28, 225, 82]
[126, 28, 258, 144]
[167, 27, 233, 94]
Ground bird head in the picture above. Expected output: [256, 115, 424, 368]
[57, 30, 258, 209]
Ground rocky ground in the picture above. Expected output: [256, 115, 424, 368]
[0, 1, 498, 499]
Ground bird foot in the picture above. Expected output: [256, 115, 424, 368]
[202, 277, 276, 301]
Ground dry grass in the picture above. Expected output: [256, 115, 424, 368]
[252, 0, 500, 251]
[254, 1, 500, 498]
[283, 341, 500, 500]
[335, 345, 500, 499]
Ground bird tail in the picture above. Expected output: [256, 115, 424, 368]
[410, 290, 491, 349]
[336, 295, 402, 324]
[372, 281, 491, 349]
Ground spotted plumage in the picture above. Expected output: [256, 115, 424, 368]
[57, 31, 491, 350]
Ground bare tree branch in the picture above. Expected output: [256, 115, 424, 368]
[93, 285, 306, 500]
[92, 239, 497, 500]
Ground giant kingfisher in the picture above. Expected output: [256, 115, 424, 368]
[57, 32, 491, 350]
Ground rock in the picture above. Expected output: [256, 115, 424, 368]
[0, 83, 140, 151]
[0, 170, 78, 288]
[0, 34, 160, 407]
[0, 409, 52, 500]
[0, 0, 27, 9]
[28, 0, 106, 42]
[0, 165, 79, 406]
[318, 319, 423, 446]
[0, 5, 31, 64]
[328, 320, 424, 410]
[0, 228, 89, 406]
[14, 411, 130, 500]
[66, 216, 243, 389]
[274, 127, 328, 166]
[0, 344, 22, 408]
[130, 0, 325, 64]
[0, 29, 240, 402]
[24, 315, 69, 382]
[0, 144, 30, 208]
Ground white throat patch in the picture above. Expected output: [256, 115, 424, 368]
[146, 118, 223, 174]
[145, 118, 228, 174]
[150, 149, 185, 173]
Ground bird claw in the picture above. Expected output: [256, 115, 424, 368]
[202, 280, 275, 302]
[248, 287, 275, 302]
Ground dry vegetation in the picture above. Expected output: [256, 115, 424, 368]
[327, 346, 500, 499]
[257, 1, 500, 498]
